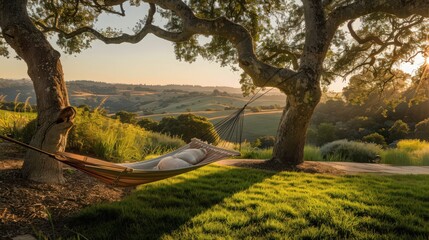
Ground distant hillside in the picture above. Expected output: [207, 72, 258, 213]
[0, 78, 345, 141]
[0, 79, 287, 113]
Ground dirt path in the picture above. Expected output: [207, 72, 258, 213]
[217, 159, 429, 175]
[314, 161, 429, 174]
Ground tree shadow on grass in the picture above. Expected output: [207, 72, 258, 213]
[66, 166, 275, 240]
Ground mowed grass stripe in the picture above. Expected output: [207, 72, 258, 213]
[68, 166, 429, 240]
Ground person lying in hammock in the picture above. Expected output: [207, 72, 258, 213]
[156, 148, 207, 170]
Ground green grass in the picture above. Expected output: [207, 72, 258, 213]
[148, 110, 282, 142]
[0, 109, 184, 163]
[68, 110, 185, 162]
[239, 145, 273, 159]
[210, 111, 282, 142]
[381, 140, 429, 166]
[67, 165, 429, 239]
[304, 145, 324, 161]
[381, 148, 429, 166]
[0, 109, 36, 140]
[239, 145, 325, 161]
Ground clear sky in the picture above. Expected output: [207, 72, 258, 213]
[0, 4, 424, 91]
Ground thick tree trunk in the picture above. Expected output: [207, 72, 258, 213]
[0, 0, 72, 183]
[272, 77, 321, 166]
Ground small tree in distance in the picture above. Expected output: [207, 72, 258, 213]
[362, 133, 387, 147]
[157, 114, 220, 144]
[114, 111, 138, 124]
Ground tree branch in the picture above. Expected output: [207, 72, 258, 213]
[301, 0, 329, 72]
[347, 20, 384, 45]
[327, 0, 429, 30]
[88, 0, 125, 16]
[35, 3, 156, 44]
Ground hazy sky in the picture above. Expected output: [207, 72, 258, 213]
[0, 4, 425, 91]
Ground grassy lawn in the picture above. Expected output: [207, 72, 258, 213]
[67, 165, 429, 239]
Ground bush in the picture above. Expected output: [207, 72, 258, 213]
[114, 111, 138, 124]
[362, 133, 386, 147]
[397, 139, 429, 152]
[137, 118, 159, 131]
[316, 122, 337, 146]
[388, 120, 409, 142]
[320, 140, 382, 163]
[253, 136, 276, 149]
[414, 118, 429, 141]
[158, 114, 219, 144]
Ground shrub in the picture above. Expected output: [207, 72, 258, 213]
[397, 139, 429, 152]
[157, 114, 219, 144]
[362, 133, 386, 147]
[316, 122, 337, 146]
[388, 120, 409, 142]
[320, 140, 382, 163]
[137, 118, 159, 131]
[253, 136, 276, 149]
[414, 118, 429, 141]
[114, 111, 138, 124]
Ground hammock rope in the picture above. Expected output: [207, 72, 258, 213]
[206, 69, 303, 148]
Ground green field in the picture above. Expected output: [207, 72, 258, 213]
[145, 110, 283, 142]
[67, 165, 429, 239]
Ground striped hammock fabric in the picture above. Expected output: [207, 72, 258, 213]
[40, 138, 240, 187]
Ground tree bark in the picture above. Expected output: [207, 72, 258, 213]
[272, 75, 322, 165]
[0, 0, 72, 183]
[270, 0, 326, 165]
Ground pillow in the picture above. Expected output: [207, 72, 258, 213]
[156, 156, 192, 170]
[175, 148, 207, 164]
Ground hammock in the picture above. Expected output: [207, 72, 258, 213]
[0, 71, 302, 187]
[0, 135, 239, 187]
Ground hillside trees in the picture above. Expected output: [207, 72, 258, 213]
[6, 0, 429, 167]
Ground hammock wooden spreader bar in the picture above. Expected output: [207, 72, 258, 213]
[0, 136, 240, 187]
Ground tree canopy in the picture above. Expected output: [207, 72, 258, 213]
[14, 0, 427, 91]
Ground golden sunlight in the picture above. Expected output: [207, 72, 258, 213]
[400, 54, 426, 75]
